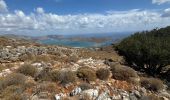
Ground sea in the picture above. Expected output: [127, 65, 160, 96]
[38, 33, 131, 48]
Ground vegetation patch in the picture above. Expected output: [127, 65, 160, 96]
[77, 67, 96, 82]
[17, 63, 38, 77]
[96, 68, 110, 80]
[110, 64, 139, 84]
[140, 77, 164, 92]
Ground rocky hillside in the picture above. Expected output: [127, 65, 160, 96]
[0, 36, 169, 100]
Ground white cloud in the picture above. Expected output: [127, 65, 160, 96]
[0, 0, 170, 35]
[0, 0, 8, 12]
[152, 0, 170, 4]
[162, 8, 170, 17]
[36, 7, 44, 14]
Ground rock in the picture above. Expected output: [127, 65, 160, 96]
[81, 89, 99, 99]
[112, 95, 121, 100]
[139, 87, 147, 95]
[97, 92, 111, 100]
[133, 90, 141, 98]
[129, 93, 138, 100]
[70, 87, 82, 96]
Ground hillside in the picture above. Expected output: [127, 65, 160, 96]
[0, 36, 169, 100]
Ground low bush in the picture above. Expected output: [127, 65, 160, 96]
[110, 64, 139, 84]
[96, 68, 110, 80]
[17, 64, 37, 77]
[0, 73, 26, 91]
[51, 70, 76, 85]
[140, 77, 164, 92]
[77, 67, 96, 82]
[35, 67, 52, 81]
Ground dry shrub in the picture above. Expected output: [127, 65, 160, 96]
[17, 64, 37, 77]
[140, 77, 164, 92]
[1, 85, 24, 98]
[66, 55, 79, 63]
[37, 82, 57, 93]
[1, 73, 26, 89]
[51, 70, 76, 85]
[35, 67, 52, 81]
[77, 67, 96, 82]
[110, 64, 139, 84]
[96, 68, 110, 80]
[79, 83, 93, 91]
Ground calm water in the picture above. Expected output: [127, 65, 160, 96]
[38, 38, 112, 48]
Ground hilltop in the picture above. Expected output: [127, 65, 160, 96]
[0, 35, 169, 100]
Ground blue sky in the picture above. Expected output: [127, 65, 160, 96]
[0, 0, 170, 35]
[5, 0, 170, 14]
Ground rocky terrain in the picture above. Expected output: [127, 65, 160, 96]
[0, 36, 169, 100]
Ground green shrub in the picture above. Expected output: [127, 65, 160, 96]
[96, 68, 110, 80]
[111, 64, 139, 84]
[51, 70, 76, 85]
[116, 26, 170, 76]
[140, 77, 164, 92]
[77, 67, 96, 81]
[17, 64, 37, 77]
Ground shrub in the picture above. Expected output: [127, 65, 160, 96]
[96, 68, 110, 80]
[0, 73, 26, 90]
[77, 67, 96, 82]
[17, 64, 37, 77]
[51, 70, 76, 85]
[111, 64, 139, 84]
[35, 67, 52, 81]
[116, 26, 170, 76]
[79, 83, 93, 91]
[140, 77, 164, 92]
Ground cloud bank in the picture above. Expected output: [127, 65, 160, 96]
[0, 0, 170, 35]
[152, 0, 170, 4]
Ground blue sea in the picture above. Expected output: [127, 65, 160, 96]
[38, 33, 131, 48]
[38, 38, 112, 48]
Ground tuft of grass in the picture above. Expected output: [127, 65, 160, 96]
[77, 67, 96, 82]
[96, 68, 110, 80]
[140, 77, 164, 92]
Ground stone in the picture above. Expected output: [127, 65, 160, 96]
[70, 87, 82, 96]
[81, 89, 99, 99]
[97, 92, 111, 100]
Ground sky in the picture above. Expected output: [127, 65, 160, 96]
[0, 0, 170, 35]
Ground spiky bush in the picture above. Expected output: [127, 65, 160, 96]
[140, 77, 164, 92]
[77, 67, 96, 81]
[0, 73, 26, 91]
[110, 64, 139, 84]
[51, 70, 76, 85]
[96, 68, 110, 80]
